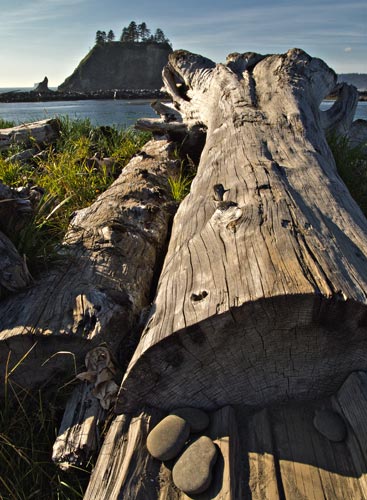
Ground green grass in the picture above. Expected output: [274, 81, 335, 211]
[168, 149, 196, 202]
[0, 350, 90, 500]
[0, 117, 150, 273]
[168, 168, 193, 202]
[327, 133, 367, 216]
[0, 118, 15, 129]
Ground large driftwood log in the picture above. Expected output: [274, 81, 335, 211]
[117, 48, 367, 413]
[0, 138, 177, 391]
[0, 119, 60, 150]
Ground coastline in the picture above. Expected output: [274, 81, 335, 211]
[0, 89, 366, 104]
[0, 88, 168, 103]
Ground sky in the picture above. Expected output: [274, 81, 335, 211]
[0, 0, 366, 87]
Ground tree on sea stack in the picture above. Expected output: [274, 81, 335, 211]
[95, 30, 107, 45]
[138, 22, 150, 41]
[107, 29, 115, 42]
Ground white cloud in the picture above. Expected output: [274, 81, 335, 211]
[344, 47, 353, 52]
[0, 0, 88, 29]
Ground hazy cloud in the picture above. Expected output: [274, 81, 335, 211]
[344, 47, 353, 52]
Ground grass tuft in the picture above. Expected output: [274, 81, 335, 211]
[0, 117, 150, 274]
[168, 149, 196, 202]
[1, 350, 90, 500]
[0, 118, 15, 129]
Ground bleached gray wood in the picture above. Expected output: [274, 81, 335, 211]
[83, 408, 164, 500]
[136, 117, 188, 135]
[52, 382, 105, 470]
[52, 346, 119, 469]
[246, 409, 280, 500]
[271, 402, 366, 499]
[320, 83, 359, 135]
[201, 405, 242, 500]
[0, 119, 60, 150]
[0, 181, 33, 296]
[151, 100, 183, 122]
[118, 48, 367, 413]
[0, 231, 31, 297]
[0, 138, 176, 391]
[335, 371, 367, 465]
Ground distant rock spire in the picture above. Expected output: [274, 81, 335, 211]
[33, 77, 51, 93]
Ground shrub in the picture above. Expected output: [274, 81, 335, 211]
[327, 133, 367, 216]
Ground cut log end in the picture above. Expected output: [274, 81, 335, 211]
[117, 294, 367, 413]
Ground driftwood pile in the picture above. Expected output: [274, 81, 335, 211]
[1, 47, 367, 499]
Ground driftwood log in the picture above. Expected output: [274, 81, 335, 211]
[0, 138, 177, 392]
[0, 118, 60, 150]
[117, 48, 367, 413]
[83, 48, 367, 499]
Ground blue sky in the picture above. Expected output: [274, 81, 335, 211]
[1, 0, 366, 87]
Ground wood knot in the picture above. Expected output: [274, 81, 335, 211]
[191, 291, 208, 302]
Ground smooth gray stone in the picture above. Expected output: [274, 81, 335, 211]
[146, 415, 190, 461]
[172, 436, 217, 495]
[171, 407, 210, 432]
[313, 409, 347, 442]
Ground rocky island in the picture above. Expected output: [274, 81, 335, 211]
[0, 22, 172, 103]
[59, 41, 172, 92]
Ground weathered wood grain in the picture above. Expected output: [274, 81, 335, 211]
[272, 402, 366, 499]
[52, 346, 119, 469]
[84, 383, 367, 499]
[320, 83, 359, 135]
[83, 407, 164, 500]
[246, 409, 280, 500]
[335, 371, 367, 467]
[52, 381, 105, 470]
[0, 138, 177, 391]
[0, 119, 60, 150]
[0, 230, 31, 298]
[244, 397, 367, 500]
[118, 48, 367, 413]
[202, 405, 242, 500]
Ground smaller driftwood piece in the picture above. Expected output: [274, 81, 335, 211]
[0, 118, 60, 150]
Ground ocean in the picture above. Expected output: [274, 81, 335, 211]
[0, 89, 366, 127]
[0, 96, 157, 128]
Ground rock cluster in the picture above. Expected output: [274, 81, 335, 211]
[146, 407, 218, 495]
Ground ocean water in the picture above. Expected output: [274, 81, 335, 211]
[0, 89, 366, 127]
[0, 98, 157, 128]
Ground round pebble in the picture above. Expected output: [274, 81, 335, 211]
[171, 407, 210, 433]
[313, 409, 347, 442]
[146, 415, 190, 461]
[172, 436, 217, 495]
